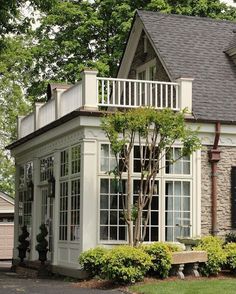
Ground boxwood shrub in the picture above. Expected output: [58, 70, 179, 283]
[142, 242, 172, 278]
[102, 245, 152, 284]
[194, 236, 226, 276]
[224, 242, 236, 272]
[79, 247, 108, 277]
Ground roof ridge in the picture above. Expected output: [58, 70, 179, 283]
[137, 9, 236, 26]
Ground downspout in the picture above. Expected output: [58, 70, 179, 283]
[208, 122, 221, 236]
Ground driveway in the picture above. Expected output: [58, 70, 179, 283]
[0, 262, 123, 294]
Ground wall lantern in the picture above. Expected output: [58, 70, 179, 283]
[27, 180, 34, 201]
[48, 175, 55, 198]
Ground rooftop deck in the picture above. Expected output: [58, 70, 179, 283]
[18, 69, 193, 139]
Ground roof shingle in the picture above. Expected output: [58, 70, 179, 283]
[137, 10, 236, 122]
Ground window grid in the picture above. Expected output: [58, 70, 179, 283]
[99, 143, 193, 243]
[165, 180, 191, 242]
[71, 179, 80, 241]
[133, 180, 159, 242]
[100, 179, 127, 241]
[40, 156, 54, 182]
[165, 147, 191, 175]
[59, 181, 68, 241]
[71, 146, 81, 174]
[59, 145, 81, 242]
[60, 150, 69, 177]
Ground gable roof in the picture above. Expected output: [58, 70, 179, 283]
[0, 191, 14, 205]
[136, 10, 236, 122]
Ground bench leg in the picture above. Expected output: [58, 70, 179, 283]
[192, 262, 200, 277]
[177, 264, 185, 279]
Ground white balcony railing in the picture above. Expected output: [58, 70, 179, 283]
[18, 69, 193, 139]
[97, 77, 179, 110]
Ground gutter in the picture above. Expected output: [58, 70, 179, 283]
[208, 122, 221, 236]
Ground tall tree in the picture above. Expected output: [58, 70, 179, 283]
[102, 108, 201, 246]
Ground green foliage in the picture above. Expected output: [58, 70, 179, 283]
[165, 243, 183, 252]
[194, 236, 226, 276]
[36, 224, 48, 252]
[224, 242, 236, 272]
[102, 246, 152, 284]
[142, 242, 172, 278]
[79, 247, 108, 277]
[225, 232, 236, 244]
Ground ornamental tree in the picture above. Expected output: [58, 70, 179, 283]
[101, 107, 201, 246]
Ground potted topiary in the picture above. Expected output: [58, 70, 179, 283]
[35, 224, 48, 264]
[18, 226, 30, 263]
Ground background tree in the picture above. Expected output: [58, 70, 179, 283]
[1, 0, 236, 195]
[102, 108, 201, 246]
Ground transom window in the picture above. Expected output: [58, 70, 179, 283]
[99, 143, 193, 243]
[40, 156, 54, 182]
[165, 147, 190, 174]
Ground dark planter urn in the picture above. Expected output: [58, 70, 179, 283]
[17, 226, 30, 263]
[38, 249, 48, 264]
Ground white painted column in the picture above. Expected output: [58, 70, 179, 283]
[31, 157, 41, 260]
[17, 116, 24, 139]
[55, 89, 66, 119]
[52, 150, 60, 265]
[34, 103, 44, 131]
[80, 69, 98, 111]
[176, 77, 194, 113]
[80, 139, 98, 252]
[13, 164, 20, 260]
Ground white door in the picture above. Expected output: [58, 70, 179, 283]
[41, 187, 54, 262]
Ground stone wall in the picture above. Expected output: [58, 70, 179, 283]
[201, 146, 236, 237]
[128, 31, 170, 82]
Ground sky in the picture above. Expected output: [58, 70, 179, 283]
[222, 0, 236, 7]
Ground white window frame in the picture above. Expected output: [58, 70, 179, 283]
[98, 142, 198, 244]
[59, 144, 81, 245]
[136, 58, 156, 81]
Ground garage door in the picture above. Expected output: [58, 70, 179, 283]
[0, 223, 14, 259]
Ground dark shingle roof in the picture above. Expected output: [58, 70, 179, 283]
[137, 10, 236, 122]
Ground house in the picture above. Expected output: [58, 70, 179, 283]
[0, 192, 14, 260]
[7, 10, 236, 276]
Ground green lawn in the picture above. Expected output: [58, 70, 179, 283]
[130, 279, 236, 294]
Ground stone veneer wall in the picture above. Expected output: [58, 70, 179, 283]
[201, 146, 236, 237]
[128, 31, 170, 82]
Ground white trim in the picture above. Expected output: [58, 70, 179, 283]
[136, 58, 156, 78]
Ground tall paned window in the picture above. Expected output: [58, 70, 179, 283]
[18, 162, 33, 234]
[59, 145, 81, 242]
[40, 156, 54, 182]
[99, 143, 193, 243]
[100, 179, 127, 241]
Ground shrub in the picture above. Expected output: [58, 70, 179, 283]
[102, 246, 152, 284]
[194, 236, 226, 276]
[142, 242, 172, 278]
[165, 243, 183, 253]
[79, 247, 108, 277]
[225, 232, 236, 244]
[224, 242, 236, 272]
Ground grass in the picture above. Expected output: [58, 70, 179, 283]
[130, 279, 236, 294]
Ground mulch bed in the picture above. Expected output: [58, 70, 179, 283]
[72, 271, 236, 291]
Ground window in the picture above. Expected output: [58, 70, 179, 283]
[99, 143, 193, 243]
[18, 162, 33, 235]
[59, 145, 81, 242]
[60, 150, 69, 177]
[100, 144, 116, 172]
[133, 145, 159, 173]
[165, 181, 191, 242]
[133, 180, 159, 241]
[100, 179, 127, 241]
[165, 147, 191, 174]
[59, 181, 68, 241]
[40, 156, 54, 182]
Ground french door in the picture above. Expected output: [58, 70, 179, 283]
[41, 187, 54, 262]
